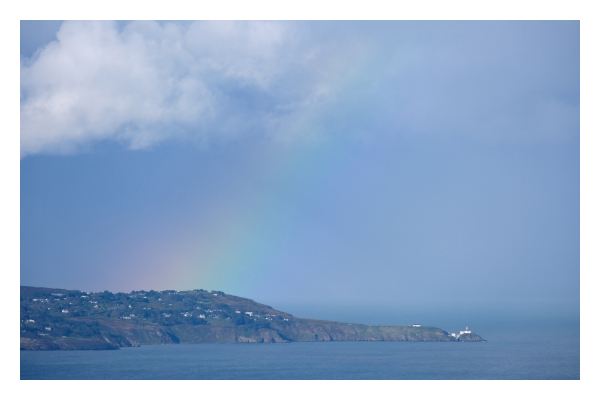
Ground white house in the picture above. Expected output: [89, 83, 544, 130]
[412, 324, 421, 327]
[245, 312, 253, 316]
[62, 309, 69, 313]
[198, 314, 206, 318]
[459, 326, 471, 335]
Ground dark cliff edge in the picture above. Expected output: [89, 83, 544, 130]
[20, 286, 485, 350]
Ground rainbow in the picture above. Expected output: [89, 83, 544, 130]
[131, 135, 358, 296]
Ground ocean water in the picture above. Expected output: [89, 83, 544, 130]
[20, 325, 579, 380]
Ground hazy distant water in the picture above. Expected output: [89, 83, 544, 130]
[21, 325, 579, 380]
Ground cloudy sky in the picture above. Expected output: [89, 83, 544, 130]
[20, 21, 579, 325]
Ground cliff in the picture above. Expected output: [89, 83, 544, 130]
[20, 286, 485, 350]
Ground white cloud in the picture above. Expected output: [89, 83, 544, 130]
[20, 21, 579, 157]
[20, 21, 329, 156]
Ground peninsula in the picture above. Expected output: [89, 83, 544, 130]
[20, 286, 485, 350]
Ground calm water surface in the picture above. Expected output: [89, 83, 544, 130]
[21, 327, 579, 380]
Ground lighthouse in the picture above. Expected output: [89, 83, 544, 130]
[459, 326, 471, 335]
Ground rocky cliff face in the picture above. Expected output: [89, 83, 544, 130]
[20, 286, 485, 350]
[456, 332, 485, 342]
[20, 337, 120, 350]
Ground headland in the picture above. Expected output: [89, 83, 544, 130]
[20, 286, 485, 350]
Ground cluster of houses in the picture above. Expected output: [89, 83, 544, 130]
[167, 309, 284, 320]
[28, 292, 290, 326]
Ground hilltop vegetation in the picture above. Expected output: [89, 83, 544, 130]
[20, 286, 484, 350]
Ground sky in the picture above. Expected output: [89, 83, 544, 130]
[20, 20, 579, 325]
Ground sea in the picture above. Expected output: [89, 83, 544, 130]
[20, 305, 580, 380]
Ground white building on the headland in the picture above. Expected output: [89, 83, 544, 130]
[245, 312, 253, 316]
[459, 326, 471, 335]
[412, 324, 421, 327]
